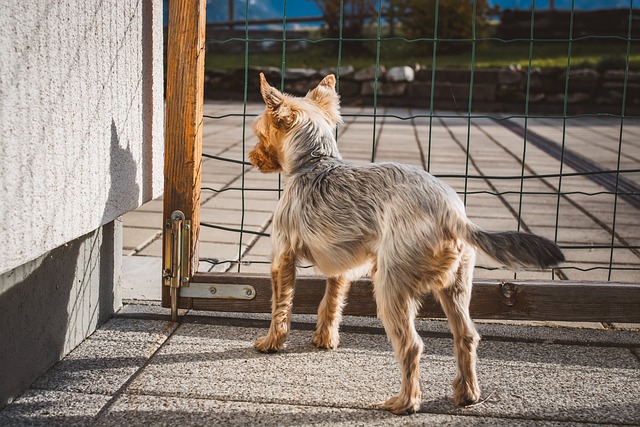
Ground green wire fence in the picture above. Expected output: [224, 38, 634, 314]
[197, 0, 639, 283]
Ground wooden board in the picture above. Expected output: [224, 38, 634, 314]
[187, 272, 640, 322]
[161, 0, 207, 307]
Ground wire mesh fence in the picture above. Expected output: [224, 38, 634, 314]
[196, 0, 639, 283]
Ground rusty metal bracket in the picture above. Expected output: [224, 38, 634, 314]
[163, 210, 191, 321]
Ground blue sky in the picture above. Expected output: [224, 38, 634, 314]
[269, 0, 635, 17]
[164, 0, 636, 24]
[209, 0, 637, 21]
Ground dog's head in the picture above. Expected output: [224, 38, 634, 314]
[249, 73, 341, 174]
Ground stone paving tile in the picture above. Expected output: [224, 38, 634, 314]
[134, 239, 164, 257]
[122, 210, 164, 229]
[198, 241, 249, 264]
[93, 392, 587, 426]
[29, 318, 176, 396]
[124, 321, 639, 425]
[201, 193, 278, 213]
[0, 390, 111, 427]
[122, 227, 159, 252]
[200, 225, 263, 245]
[199, 207, 269, 228]
[244, 228, 272, 256]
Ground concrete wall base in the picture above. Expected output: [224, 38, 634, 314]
[0, 220, 122, 407]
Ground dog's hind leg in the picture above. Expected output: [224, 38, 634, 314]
[375, 276, 424, 415]
[313, 275, 351, 349]
[254, 249, 297, 353]
[435, 245, 481, 406]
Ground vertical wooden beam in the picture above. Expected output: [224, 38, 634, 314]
[162, 0, 206, 307]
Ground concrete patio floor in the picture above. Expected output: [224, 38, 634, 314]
[1, 300, 639, 426]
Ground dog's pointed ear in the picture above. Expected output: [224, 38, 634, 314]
[307, 74, 341, 125]
[260, 73, 283, 111]
[318, 74, 336, 90]
[308, 74, 337, 101]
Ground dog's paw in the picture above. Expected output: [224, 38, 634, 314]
[452, 376, 481, 407]
[374, 395, 421, 415]
[452, 393, 481, 408]
[254, 335, 284, 353]
[312, 329, 340, 349]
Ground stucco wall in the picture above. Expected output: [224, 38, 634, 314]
[0, 1, 164, 274]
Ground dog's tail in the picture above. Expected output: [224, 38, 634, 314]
[462, 223, 564, 269]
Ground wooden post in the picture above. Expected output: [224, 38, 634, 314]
[162, 0, 206, 308]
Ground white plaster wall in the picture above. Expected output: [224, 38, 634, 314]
[0, 1, 164, 273]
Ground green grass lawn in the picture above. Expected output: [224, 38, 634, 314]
[206, 40, 639, 71]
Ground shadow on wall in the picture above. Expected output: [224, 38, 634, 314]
[141, 0, 156, 203]
[0, 223, 117, 408]
[102, 120, 140, 226]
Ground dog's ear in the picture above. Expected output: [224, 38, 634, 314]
[260, 73, 283, 111]
[260, 73, 296, 127]
[318, 74, 336, 90]
[307, 74, 341, 125]
[308, 74, 337, 101]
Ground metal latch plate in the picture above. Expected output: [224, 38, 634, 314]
[179, 283, 256, 300]
[163, 210, 191, 288]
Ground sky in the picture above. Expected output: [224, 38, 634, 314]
[208, 0, 637, 20]
[164, 0, 637, 25]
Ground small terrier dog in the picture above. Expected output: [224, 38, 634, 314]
[248, 73, 564, 414]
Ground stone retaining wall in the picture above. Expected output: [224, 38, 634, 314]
[205, 65, 639, 115]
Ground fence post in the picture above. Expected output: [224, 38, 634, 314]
[162, 0, 206, 311]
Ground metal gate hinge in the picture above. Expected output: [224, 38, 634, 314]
[163, 210, 191, 320]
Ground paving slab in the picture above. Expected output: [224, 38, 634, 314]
[2, 304, 638, 426]
[28, 319, 176, 396]
[123, 315, 640, 425]
[122, 227, 160, 252]
[0, 390, 111, 427]
[94, 393, 599, 427]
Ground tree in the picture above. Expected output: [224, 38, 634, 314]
[394, 0, 498, 53]
[311, 0, 379, 54]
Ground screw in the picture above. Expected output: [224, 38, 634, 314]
[181, 277, 189, 284]
[209, 286, 217, 295]
[245, 288, 253, 297]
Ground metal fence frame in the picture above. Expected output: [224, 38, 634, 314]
[162, 0, 640, 322]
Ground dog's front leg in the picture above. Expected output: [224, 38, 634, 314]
[312, 275, 351, 349]
[254, 250, 297, 353]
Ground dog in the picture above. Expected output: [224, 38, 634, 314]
[248, 73, 564, 415]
